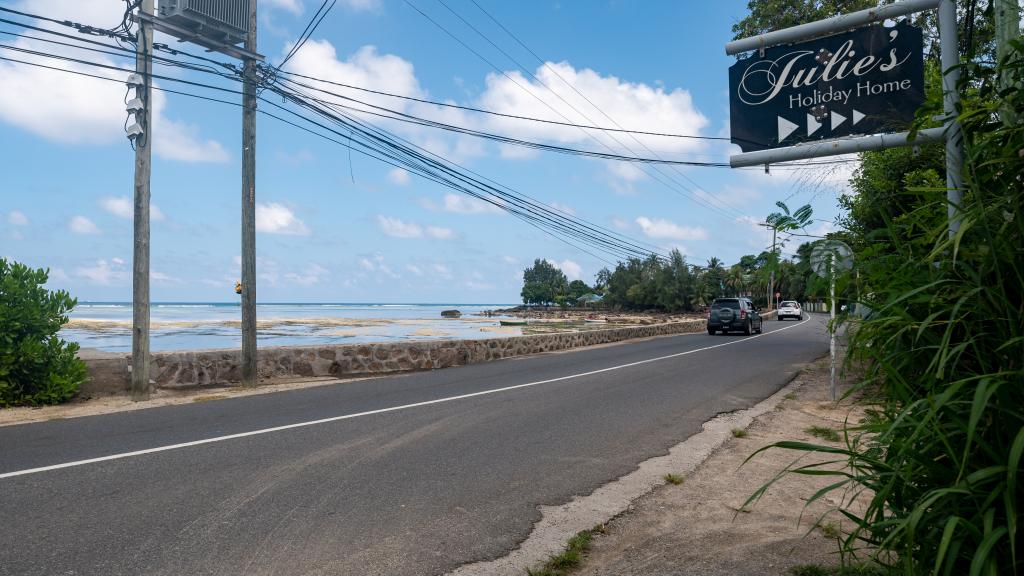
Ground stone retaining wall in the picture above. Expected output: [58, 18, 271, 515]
[81, 319, 729, 394]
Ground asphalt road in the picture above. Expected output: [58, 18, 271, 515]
[0, 315, 828, 576]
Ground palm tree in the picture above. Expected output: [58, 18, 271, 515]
[725, 265, 746, 296]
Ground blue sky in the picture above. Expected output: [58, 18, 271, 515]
[0, 0, 852, 303]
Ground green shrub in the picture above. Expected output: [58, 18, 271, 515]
[744, 44, 1024, 575]
[0, 259, 86, 406]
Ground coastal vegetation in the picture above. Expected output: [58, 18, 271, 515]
[737, 1, 1023, 574]
[0, 259, 86, 406]
[520, 217, 830, 313]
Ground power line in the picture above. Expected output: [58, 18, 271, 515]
[461, 0, 753, 221]
[407, 0, 745, 224]
[270, 68, 730, 141]
[277, 0, 335, 71]
[269, 74, 736, 167]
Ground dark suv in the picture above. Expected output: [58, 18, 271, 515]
[707, 297, 763, 335]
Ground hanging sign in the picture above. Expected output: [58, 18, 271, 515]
[728, 22, 925, 152]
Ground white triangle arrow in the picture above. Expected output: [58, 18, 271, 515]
[807, 114, 822, 136]
[831, 110, 847, 130]
[852, 109, 865, 125]
[777, 116, 799, 142]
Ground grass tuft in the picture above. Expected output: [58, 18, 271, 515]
[790, 563, 885, 576]
[804, 425, 840, 442]
[663, 473, 684, 485]
[818, 521, 840, 539]
[730, 427, 748, 438]
[526, 527, 600, 576]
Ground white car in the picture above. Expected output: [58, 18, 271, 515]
[777, 300, 803, 321]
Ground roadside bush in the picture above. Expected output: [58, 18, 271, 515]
[745, 45, 1024, 574]
[0, 259, 87, 406]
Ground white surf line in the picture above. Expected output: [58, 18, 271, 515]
[1, 319, 811, 480]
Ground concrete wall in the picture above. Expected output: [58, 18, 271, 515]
[81, 318, 749, 395]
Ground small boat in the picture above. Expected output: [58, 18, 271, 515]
[499, 319, 528, 326]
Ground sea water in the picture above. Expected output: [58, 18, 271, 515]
[62, 302, 517, 352]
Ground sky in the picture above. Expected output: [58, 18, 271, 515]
[0, 0, 855, 303]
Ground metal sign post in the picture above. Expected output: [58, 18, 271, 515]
[811, 241, 852, 401]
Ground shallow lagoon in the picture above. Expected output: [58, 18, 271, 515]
[62, 302, 519, 352]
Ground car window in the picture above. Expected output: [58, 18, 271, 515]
[712, 299, 740, 310]
[781, 301, 797, 307]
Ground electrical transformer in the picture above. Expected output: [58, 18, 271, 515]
[158, 0, 250, 47]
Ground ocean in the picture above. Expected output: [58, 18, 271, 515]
[62, 302, 519, 352]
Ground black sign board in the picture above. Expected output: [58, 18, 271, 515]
[729, 23, 925, 153]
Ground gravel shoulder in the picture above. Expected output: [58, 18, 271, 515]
[573, 348, 868, 576]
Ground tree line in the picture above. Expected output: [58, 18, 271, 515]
[520, 233, 830, 311]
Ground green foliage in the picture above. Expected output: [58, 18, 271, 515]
[664, 473, 684, 485]
[730, 0, 876, 51]
[566, 279, 592, 301]
[526, 527, 599, 576]
[521, 259, 568, 306]
[745, 43, 1024, 575]
[806, 426, 841, 442]
[0, 259, 86, 406]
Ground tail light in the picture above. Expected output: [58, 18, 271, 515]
[740, 309, 747, 319]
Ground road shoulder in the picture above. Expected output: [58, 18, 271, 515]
[451, 349, 863, 576]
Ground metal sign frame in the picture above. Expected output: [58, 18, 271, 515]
[726, 0, 962, 236]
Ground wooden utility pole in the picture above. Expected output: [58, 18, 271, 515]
[131, 0, 154, 401]
[241, 0, 258, 386]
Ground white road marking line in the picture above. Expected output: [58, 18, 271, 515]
[1, 319, 811, 480]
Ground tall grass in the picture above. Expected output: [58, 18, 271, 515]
[744, 45, 1024, 575]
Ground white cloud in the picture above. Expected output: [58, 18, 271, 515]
[735, 215, 773, 249]
[0, 2, 228, 163]
[549, 202, 576, 216]
[357, 254, 398, 278]
[442, 193, 503, 214]
[476, 61, 708, 154]
[69, 215, 100, 235]
[285, 263, 328, 286]
[406, 264, 423, 276]
[154, 117, 230, 163]
[635, 216, 708, 241]
[694, 185, 762, 210]
[502, 255, 519, 265]
[555, 259, 583, 281]
[377, 216, 453, 240]
[376, 215, 422, 238]
[810, 220, 837, 237]
[75, 259, 126, 285]
[606, 162, 647, 195]
[339, 0, 382, 11]
[387, 168, 411, 185]
[256, 202, 310, 235]
[99, 196, 165, 221]
[263, 0, 304, 14]
[431, 263, 452, 279]
[151, 271, 182, 284]
[7, 211, 28, 226]
[611, 218, 630, 231]
[426, 226, 454, 240]
[465, 279, 494, 290]
[283, 42, 482, 162]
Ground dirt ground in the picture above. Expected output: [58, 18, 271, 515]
[573, 350, 871, 576]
